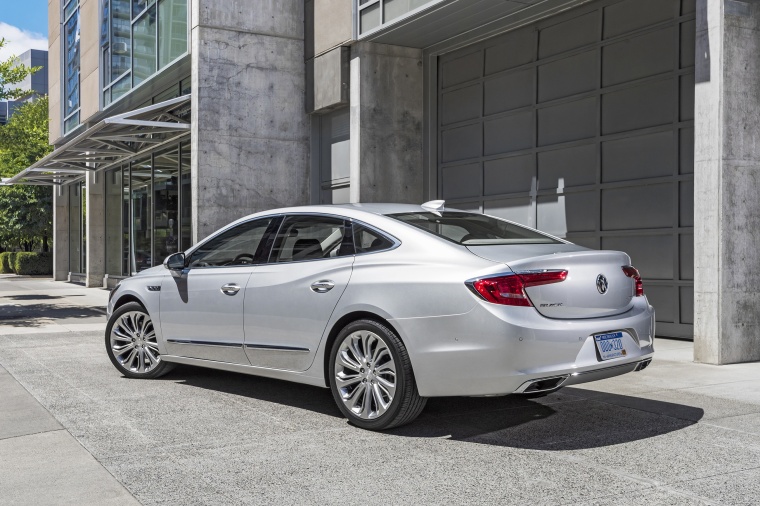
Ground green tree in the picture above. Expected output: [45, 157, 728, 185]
[0, 41, 52, 253]
[0, 39, 42, 101]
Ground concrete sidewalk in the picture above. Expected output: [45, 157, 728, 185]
[1, 276, 760, 505]
[0, 275, 138, 505]
[0, 274, 108, 335]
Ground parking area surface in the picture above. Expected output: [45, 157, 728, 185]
[1, 276, 760, 505]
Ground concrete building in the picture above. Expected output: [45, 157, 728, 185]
[4, 0, 760, 365]
[0, 49, 48, 125]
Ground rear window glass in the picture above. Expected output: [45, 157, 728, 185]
[388, 212, 560, 245]
[353, 223, 395, 254]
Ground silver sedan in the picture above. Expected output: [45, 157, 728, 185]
[105, 202, 655, 430]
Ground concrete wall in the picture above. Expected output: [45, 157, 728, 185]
[84, 171, 105, 287]
[52, 186, 69, 281]
[314, 0, 353, 56]
[694, 0, 760, 364]
[310, 46, 350, 113]
[48, 0, 61, 143]
[79, 0, 100, 123]
[305, 0, 353, 59]
[349, 42, 424, 204]
[191, 0, 311, 241]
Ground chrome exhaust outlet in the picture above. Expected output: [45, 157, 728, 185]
[634, 358, 652, 372]
[514, 374, 570, 394]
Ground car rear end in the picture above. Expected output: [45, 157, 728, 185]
[384, 209, 655, 397]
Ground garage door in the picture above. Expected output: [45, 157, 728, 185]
[436, 0, 695, 338]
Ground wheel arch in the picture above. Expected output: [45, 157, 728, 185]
[322, 310, 404, 387]
[113, 293, 146, 312]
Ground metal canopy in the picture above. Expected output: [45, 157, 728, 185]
[361, 0, 587, 50]
[1, 94, 191, 186]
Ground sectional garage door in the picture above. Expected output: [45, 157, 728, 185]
[436, 0, 695, 338]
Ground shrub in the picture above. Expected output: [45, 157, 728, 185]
[0, 252, 13, 273]
[1, 252, 19, 274]
[13, 252, 52, 275]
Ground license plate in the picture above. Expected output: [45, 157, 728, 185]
[594, 331, 627, 361]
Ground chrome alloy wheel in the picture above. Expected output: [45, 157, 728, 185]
[109, 311, 161, 374]
[334, 330, 397, 420]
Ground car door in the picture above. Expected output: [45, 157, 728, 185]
[160, 217, 279, 364]
[243, 214, 354, 371]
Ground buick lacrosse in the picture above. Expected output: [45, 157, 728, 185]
[106, 201, 655, 430]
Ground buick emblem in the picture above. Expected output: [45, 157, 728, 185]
[596, 274, 608, 294]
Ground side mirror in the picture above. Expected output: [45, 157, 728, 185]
[164, 252, 186, 270]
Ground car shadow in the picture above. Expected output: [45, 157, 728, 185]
[6, 294, 81, 301]
[167, 365, 703, 451]
[0, 303, 105, 327]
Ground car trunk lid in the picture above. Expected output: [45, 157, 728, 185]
[468, 246, 635, 319]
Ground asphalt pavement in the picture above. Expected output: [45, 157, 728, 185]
[1, 275, 759, 505]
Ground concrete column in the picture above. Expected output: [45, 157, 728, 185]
[190, 0, 310, 242]
[52, 185, 69, 281]
[349, 42, 424, 204]
[85, 171, 105, 288]
[694, 0, 760, 364]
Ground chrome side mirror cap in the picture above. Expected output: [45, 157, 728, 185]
[164, 252, 185, 270]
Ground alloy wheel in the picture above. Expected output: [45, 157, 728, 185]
[334, 330, 397, 420]
[109, 310, 161, 374]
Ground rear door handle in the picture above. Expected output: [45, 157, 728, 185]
[310, 280, 335, 293]
[221, 283, 241, 295]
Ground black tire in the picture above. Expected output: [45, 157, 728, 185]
[328, 319, 427, 430]
[105, 301, 174, 379]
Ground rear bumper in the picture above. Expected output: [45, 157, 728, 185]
[514, 357, 652, 395]
[390, 297, 655, 397]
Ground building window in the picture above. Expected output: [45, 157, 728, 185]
[63, 0, 81, 134]
[356, 0, 433, 36]
[104, 140, 192, 276]
[68, 182, 86, 273]
[318, 108, 350, 204]
[101, 0, 187, 106]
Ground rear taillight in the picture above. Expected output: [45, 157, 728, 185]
[468, 270, 568, 307]
[622, 265, 644, 296]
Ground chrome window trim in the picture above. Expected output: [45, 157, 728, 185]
[181, 212, 403, 271]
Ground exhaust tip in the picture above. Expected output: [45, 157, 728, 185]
[634, 359, 652, 372]
[516, 375, 570, 394]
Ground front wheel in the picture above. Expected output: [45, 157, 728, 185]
[105, 302, 173, 379]
[328, 319, 426, 430]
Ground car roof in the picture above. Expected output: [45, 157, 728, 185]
[242, 203, 473, 221]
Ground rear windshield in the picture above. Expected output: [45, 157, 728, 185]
[388, 211, 561, 245]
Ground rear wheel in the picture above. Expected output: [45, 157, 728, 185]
[105, 302, 173, 379]
[329, 319, 426, 430]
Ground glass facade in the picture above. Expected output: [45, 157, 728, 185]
[68, 182, 86, 273]
[101, 0, 188, 106]
[104, 141, 192, 276]
[63, 0, 81, 133]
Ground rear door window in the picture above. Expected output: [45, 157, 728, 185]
[270, 215, 353, 263]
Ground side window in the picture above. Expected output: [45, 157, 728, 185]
[187, 218, 273, 268]
[270, 215, 352, 263]
[353, 223, 395, 254]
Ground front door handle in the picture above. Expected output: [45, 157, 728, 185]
[310, 280, 335, 293]
[221, 283, 241, 296]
